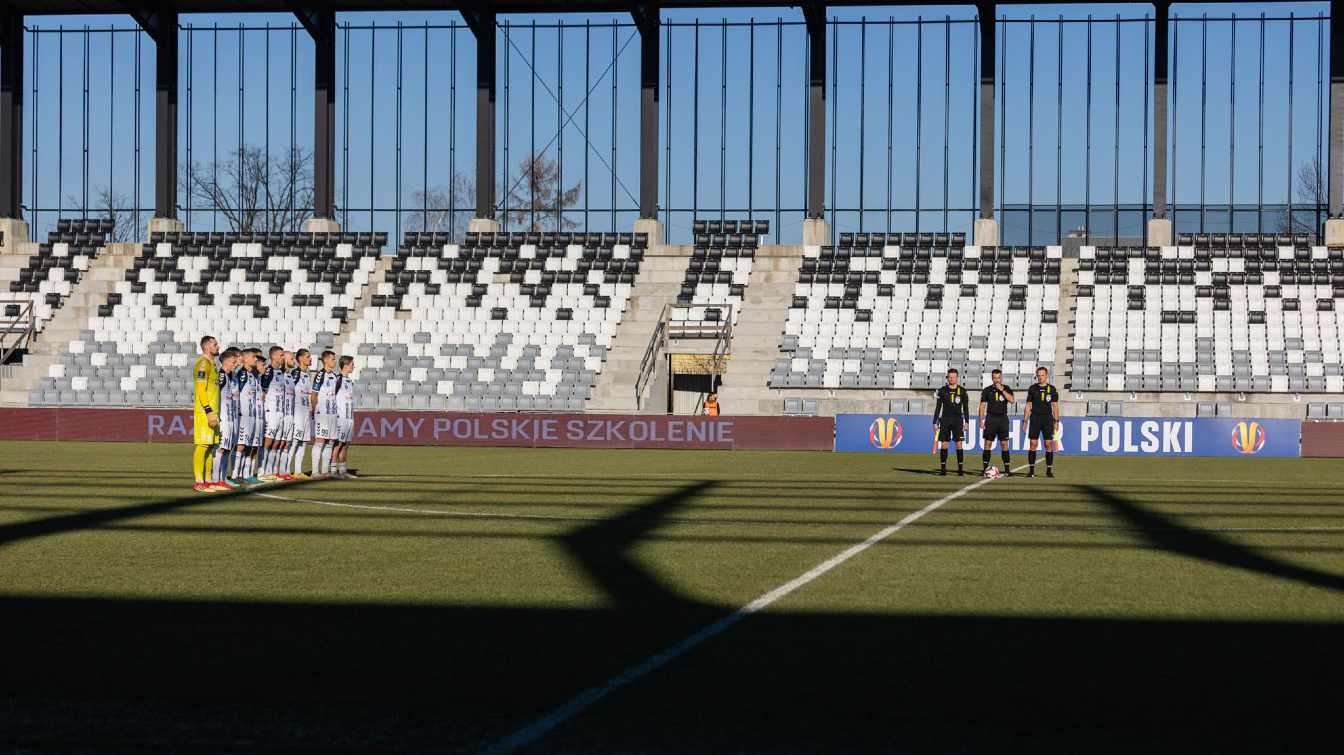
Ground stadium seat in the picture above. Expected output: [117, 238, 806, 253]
[6, 218, 114, 332]
[47, 230, 385, 406]
[677, 220, 769, 325]
[1072, 234, 1344, 393]
[342, 230, 645, 410]
[769, 234, 1054, 390]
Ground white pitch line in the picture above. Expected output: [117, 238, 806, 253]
[480, 464, 1030, 755]
[248, 490, 611, 523]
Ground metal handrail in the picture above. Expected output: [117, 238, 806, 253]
[692, 303, 733, 415]
[0, 299, 36, 388]
[634, 303, 671, 410]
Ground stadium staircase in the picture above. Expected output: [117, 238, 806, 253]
[330, 254, 396, 357]
[713, 247, 803, 415]
[0, 245, 138, 405]
[585, 246, 690, 413]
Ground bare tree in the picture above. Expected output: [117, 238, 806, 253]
[503, 153, 582, 232]
[63, 186, 140, 243]
[182, 145, 315, 233]
[406, 172, 476, 239]
[1279, 158, 1327, 236]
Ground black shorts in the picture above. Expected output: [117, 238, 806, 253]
[982, 414, 1011, 441]
[936, 420, 965, 443]
[1027, 414, 1056, 441]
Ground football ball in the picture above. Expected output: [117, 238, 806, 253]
[983, 467, 1001, 479]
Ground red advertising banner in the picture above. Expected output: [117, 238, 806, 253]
[0, 408, 834, 451]
[1301, 421, 1344, 458]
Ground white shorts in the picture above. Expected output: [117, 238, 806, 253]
[291, 412, 313, 443]
[219, 417, 238, 448]
[264, 411, 288, 440]
[237, 413, 259, 447]
[314, 413, 337, 441]
[336, 417, 354, 444]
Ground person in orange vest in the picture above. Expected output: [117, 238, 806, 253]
[703, 392, 721, 416]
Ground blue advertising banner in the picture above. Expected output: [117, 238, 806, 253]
[836, 414, 1301, 458]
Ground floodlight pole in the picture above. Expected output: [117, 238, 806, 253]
[0, 10, 22, 221]
[463, 4, 497, 223]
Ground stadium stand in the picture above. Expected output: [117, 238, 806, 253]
[4, 219, 112, 332]
[768, 234, 1062, 390]
[28, 231, 384, 407]
[342, 230, 646, 411]
[1071, 233, 1344, 393]
[672, 220, 768, 328]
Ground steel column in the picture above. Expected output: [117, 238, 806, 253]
[977, 1, 994, 220]
[0, 12, 22, 219]
[804, 2, 825, 220]
[634, 3, 658, 219]
[1329, 5, 1343, 218]
[465, 7, 496, 219]
[294, 7, 337, 220]
[142, 9, 180, 220]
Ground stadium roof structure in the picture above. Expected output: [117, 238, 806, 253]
[8, 0, 1317, 14]
[0, 1, 1340, 239]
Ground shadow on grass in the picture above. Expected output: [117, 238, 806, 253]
[1082, 484, 1344, 593]
[1, 479, 1341, 753]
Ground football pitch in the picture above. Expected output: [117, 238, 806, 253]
[2, 441, 1342, 753]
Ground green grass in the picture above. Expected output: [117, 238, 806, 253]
[1, 441, 1342, 753]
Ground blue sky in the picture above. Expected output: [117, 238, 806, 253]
[15, 2, 1335, 243]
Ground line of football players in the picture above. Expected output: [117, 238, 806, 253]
[199, 345, 357, 491]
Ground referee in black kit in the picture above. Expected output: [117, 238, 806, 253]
[932, 368, 970, 476]
[978, 369, 1015, 476]
[1025, 366, 1061, 478]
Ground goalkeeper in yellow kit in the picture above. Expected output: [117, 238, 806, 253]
[192, 335, 224, 492]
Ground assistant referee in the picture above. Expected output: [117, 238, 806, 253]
[978, 369, 1015, 476]
[932, 368, 970, 476]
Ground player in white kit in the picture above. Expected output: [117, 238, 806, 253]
[234, 348, 263, 484]
[331, 355, 357, 478]
[211, 348, 243, 488]
[259, 346, 289, 480]
[289, 348, 315, 478]
[310, 350, 341, 478]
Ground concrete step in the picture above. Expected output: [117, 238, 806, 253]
[713, 253, 802, 415]
[586, 250, 690, 413]
[1, 250, 136, 405]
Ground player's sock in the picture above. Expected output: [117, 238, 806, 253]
[312, 443, 324, 475]
[1046, 451, 1054, 468]
[1001, 449, 1011, 467]
[320, 444, 334, 475]
[982, 449, 992, 469]
[938, 448, 948, 470]
[192, 445, 209, 484]
[230, 449, 244, 479]
[1028, 450, 1037, 468]
[955, 449, 964, 469]
[294, 442, 307, 475]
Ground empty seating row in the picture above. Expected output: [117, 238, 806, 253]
[342, 232, 647, 411]
[770, 245, 1063, 390]
[5, 219, 112, 331]
[1071, 245, 1344, 393]
[677, 220, 769, 325]
[29, 231, 380, 407]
